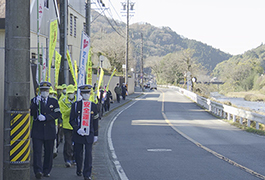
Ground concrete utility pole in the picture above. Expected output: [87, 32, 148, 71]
[59, 0, 68, 85]
[86, 0, 91, 37]
[125, 0, 129, 85]
[141, 33, 143, 87]
[4, 0, 30, 179]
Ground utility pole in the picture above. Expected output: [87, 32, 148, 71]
[59, 0, 68, 85]
[141, 33, 143, 87]
[125, 0, 129, 85]
[4, 0, 30, 179]
[86, 0, 91, 37]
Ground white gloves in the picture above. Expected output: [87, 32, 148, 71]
[94, 136, 98, 143]
[77, 128, 86, 136]
[38, 114, 46, 121]
[34, 95, 42, 105]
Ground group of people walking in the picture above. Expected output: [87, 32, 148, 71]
[114, 83, 128, 103]
[30, 81, 127, 180]
[30, 82, 98, 180]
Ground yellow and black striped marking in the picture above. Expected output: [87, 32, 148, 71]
[10, 113, 30, 163]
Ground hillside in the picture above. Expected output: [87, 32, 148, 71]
[213, 44, 265, 93]
[91, 10, 232, 72]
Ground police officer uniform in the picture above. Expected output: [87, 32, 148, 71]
[69, 85, 99, 180]
[30, 82, 61, 179]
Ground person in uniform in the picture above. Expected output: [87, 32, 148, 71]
[69, 85, 99, 180]
[59, 84, 76, 167]
[30, 81, 61, 179]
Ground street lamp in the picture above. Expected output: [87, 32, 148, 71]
[99, 55, 104, 68]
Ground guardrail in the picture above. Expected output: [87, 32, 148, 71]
[163, 85, 265, 130]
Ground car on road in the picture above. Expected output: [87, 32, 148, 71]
[150, 83, 157, 90]
[144, 82, 150, 89]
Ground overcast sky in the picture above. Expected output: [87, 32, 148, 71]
[94, 0, 265, 55]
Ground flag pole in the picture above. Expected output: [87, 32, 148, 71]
[37, 0, 41, 114]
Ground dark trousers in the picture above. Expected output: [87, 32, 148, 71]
[116, 93, 120, 102]
[74, 142, 93, 178]
[32, 138, 54, 175]
[63, 129, 74, 162]
[122, 93, 126, 100]
[104, 101, 110, 111]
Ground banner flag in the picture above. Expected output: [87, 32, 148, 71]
[106, 68, 116, 91]
[74, 60, 78, 82]
[41, 45, 47, 82]
[66, 49, 77, 85]
[97, 68, 104, 96]
[38, 0, 44, 31]
[77, 32, 90, 100]
[86, 48, 93, 85]
[47, 19, 58, 82]
[54, 51, 61, 89]
[78, 32, 90, 86]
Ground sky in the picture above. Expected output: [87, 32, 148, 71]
[93, 0, 265, 55]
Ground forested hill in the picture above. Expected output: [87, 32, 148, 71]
[91, 10, 232, 72]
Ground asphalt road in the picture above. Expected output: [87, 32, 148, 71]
[110, 88, 265, 180]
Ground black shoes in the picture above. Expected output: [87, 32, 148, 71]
[43, 173, 50, 177]
[76, 171, 82, 176]
[35, 172, 43, 179]
[84, 177, 91, 180]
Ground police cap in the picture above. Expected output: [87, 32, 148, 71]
[40, 81, 52, 89]
[79, 84, 92, 92]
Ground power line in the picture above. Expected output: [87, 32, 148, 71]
[94, 0, 125, 38]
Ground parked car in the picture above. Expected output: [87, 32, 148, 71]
[150, 83, 157, 90]
[144, 82, 150, 89]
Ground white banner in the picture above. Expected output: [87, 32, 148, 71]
[38, 0, 44, 31]
[78, 32, 90, 86]
[81, 101, 92, 135]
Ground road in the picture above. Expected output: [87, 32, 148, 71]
[109, 88, 265, 180]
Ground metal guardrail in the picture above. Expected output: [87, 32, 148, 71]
[162, 85, 265, 130]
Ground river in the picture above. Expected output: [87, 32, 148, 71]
[210, 92, 265, 114]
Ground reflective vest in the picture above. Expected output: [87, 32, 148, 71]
[59, 96, 76, 130]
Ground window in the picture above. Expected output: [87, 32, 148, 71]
[83, 23, 86, 32]
[74, 17, 77, 37]
[44, 0, 49, 9]
[70, 14, 73, 36]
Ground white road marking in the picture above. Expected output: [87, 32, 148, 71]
[147, 149, 172, 152]
[107, 94, 147, 180]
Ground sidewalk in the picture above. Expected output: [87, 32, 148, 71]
[30, 87, 143, 180]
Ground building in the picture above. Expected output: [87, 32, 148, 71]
[0, 1, 88, 179]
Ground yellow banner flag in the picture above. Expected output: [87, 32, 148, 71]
[54, 51, 61, 89]
[86, 48, 93, 85]
[106, 68, 116, 91]
[47, 19, 58, 82]
[74, 60, 78, 82]
[97, 68, 104, 96]
[66, 49, 77, 86]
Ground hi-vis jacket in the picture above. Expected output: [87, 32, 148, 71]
[59, 96, 76, 130]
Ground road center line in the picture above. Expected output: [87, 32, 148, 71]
[160, 89, 265, 180]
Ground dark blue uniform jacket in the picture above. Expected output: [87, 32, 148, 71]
[30, 97, 61, 140]
[69, 100, 98, 144]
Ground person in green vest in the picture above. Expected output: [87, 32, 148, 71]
[56, 85, 63, 100]
[59, 84, 76, 167]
